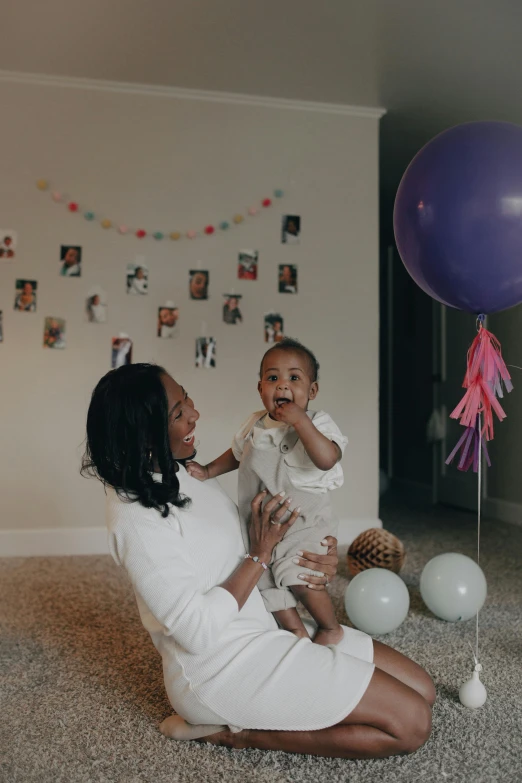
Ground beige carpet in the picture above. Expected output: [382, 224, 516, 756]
[2, 498, 521, 783]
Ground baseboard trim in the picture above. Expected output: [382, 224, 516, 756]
[0, 527, 109, 557]
[0, 518, 381, 557]
[484, 497, 522, 526]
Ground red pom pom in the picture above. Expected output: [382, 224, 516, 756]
[136, 229, 146, 238]
[204, 225, 215, 235]
[68, 202, 79, 212]
[262, 198, 272, 208]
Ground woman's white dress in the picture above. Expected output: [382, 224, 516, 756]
[106, 464, 374, 731]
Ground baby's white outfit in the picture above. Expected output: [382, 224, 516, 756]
[232, 410, 347, 612]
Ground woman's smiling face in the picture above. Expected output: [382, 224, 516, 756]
[160, 374, 199, 459]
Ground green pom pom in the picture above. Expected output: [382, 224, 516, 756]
[274, 189, 284, 198]
[220, 221, 230, 230]
[84, 211, 95, 221]
[153, 231, 164, 240]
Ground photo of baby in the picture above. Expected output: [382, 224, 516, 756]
[43, 317, 66, 349]
[278, 264, 298, 294]
[264, 312, 285, 343]
[126, 262, 149, 295]
[86, 288, 108, 323]
[158, 304, 179, 338]
[195, 337, 216, 368]
[222, 294, 243, 325]
[189, 270, 209, 300]
[111, 335, 133, 368]
[238, 250, 258, 280]
[60, 246, 82, 277]
[0, 232, 17, 259]
[281, 215, 301, 244]
[14, 280, 37, 312]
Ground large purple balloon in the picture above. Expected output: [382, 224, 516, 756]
[394, 121, 522, 314]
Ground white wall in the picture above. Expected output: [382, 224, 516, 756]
[0, 76, 383, 553]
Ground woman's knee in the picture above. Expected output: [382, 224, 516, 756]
[397, 696, 432, 754]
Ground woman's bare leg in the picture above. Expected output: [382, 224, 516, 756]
[372, 641, 436, 706]
[198, 667, 432, 759]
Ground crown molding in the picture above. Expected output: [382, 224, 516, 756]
[0, 69, 386, 119]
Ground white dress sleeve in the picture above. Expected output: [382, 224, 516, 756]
[108, 505, 239, 655]
[284, 411, 348, 493]
[231, 411, 266, 461]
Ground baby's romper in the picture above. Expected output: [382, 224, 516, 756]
[234, 410, 347, 613]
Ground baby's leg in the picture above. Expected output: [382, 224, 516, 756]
[290, 585, 343, 646]
[273, 607, 310, 640]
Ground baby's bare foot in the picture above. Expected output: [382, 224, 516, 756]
[313, 626, 344, 646]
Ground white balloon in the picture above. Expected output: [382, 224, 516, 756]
[344, 568, 410, 635]
[459, 670, 487, 709]
[420, 553, 487, 622]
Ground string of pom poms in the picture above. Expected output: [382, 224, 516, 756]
[35, 179, 284, 240]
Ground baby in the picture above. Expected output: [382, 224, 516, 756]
[187, 338, 347, 646]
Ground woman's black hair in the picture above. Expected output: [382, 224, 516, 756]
[260, 337, 320, 382]
[81, 363, 189, 517]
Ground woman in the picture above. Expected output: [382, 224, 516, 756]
[82, 364, 434, 758]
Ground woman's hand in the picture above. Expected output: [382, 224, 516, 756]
[186, 461, 209, 481]
[295, 536, 339, 591]
[249, 490, 300, 562]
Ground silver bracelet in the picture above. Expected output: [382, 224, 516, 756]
[244, 553, 268, 571]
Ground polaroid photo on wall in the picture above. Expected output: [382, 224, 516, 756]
[0, 231, 17, 260]
[278, 264, 298, 294]
[0, 311, 3, 342]
[237, 250, 258, 281]
[14, 280, 37, 312]
[281, 215, 300, 244]
[264, 312, 284, 343]
[111, 334, 133, 368]
[158, 302, 179, 338]
[86, 287, 108, 323]
[222, 294, 243, 325]
[43, 317, 66, 349]
[189, 270, 209, 300]
[60, 245, 82, 277]
[195, 337, 216, 368]
[127, 260, 149, 295]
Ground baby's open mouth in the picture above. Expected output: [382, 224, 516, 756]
[275, 397, 291, 406]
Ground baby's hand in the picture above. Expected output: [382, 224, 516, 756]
[273, 401, 307, 427]
[186, 461, 209, 481]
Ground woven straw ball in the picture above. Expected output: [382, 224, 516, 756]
[347, 528, 405, 576]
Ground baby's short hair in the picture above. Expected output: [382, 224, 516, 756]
[260, 338, 320, 382]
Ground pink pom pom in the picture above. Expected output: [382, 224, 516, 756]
[187, 230, 197, 239]
[118, 225, 129, 234]
[248, 207, 258, 216]
[52, 191, 62, 202]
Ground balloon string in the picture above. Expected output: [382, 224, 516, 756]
[476, 413, 482, 663]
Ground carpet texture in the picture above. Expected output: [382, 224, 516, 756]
[2, 498, 521, 783]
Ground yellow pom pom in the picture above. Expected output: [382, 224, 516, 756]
[233, 214, 244, 224]
[170, 231, 181, 240]
[101, 219, 112, 229]
[36, 179, 49, 191]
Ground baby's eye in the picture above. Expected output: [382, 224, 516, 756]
[267, 375, 278, 381]
[291, 375, 300, 381]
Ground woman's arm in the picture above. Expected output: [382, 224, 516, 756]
[109, 491, 298, 654]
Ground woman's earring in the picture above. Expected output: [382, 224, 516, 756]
[148, 449, 153, 465]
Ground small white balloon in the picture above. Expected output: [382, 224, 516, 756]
[344, 568, 410, 635]
[459, 668, 487, 709]
[420, 553, 487, 622]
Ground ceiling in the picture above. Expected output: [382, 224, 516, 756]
[3, 0, 522, 237]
